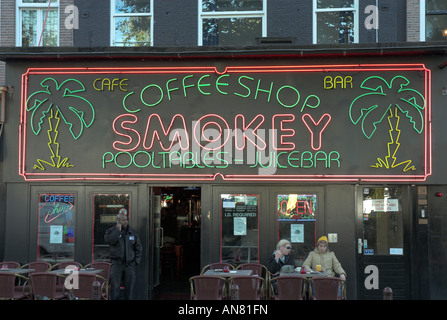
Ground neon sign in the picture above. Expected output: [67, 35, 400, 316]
[20, 64, 431, 182]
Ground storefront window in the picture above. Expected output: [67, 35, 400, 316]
[18, 0, 59, 47]
[200, 0, 266, 46]
[221, 194, 259, 264]
[92, 194, 130, 261]
[111, 0, 152, 46]
[362, 187, 403, 255]
[37, 194, 75, 262]
[426, 0, 447, 41]
[277, 194, 317, 266]
[314, 0, 357, 44]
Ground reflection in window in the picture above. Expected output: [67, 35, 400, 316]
[426, 0, 447, 41]
[111, 0, 152, 46]
[92, 194, 130, 261]
[200, 0, 265, 46]
[317, 0, 354, 9]
[202, 0, 263, 12]
[18, 0, 59, 46]
[277, 194, 317, 266]
[203, 17, 262, 46]
[362, 187, 403, 255]
[314, 0, 357, 44]
[221, 194, 259, 264]
[38, 194, 75, 262]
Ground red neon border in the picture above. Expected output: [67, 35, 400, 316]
[19, 64, 432, 182]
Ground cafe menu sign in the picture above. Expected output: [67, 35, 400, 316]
[19, 64, 431, 182]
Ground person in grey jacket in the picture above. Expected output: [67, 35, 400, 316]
[104, 212, 142, 300]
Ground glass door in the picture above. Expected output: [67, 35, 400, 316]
[92, 193, 131, 261]
[356, 186, 411, 299]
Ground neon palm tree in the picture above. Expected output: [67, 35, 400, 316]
[349, 76, 425, 172]
[26, 78, 95, 170]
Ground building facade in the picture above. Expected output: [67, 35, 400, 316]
[1, 0, 447, 300]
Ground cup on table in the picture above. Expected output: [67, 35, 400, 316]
[316, 264, 322, 272]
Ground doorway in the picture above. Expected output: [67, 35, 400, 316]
[152, 187, 201, 300]
[356, 186, 412, 299]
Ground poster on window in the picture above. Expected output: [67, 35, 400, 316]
[234, 217, 247, 236]
[291, 224, 304, 243]
[50, 225, 63, 244]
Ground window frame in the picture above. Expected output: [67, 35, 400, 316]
[220, 193, 260, 264]
[110, 0, 154, 47]
[421, 0, 447, 41]
[312, 0, 359, 44]
[198, 0, 267, 46]
[16, 0, 60, 47]
[36, 192, 76, 263]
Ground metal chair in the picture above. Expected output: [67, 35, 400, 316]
[21, 261, 52, 273]
[0, 272, 31, 300]
[270, 275, 306, 300]
[200, 262, 235, 274]
[30, 272, 68, 300]
[236, 262, 268, 278]
[50, 262, 83, 293]
[189, 275, 227, 300]
[310, 277, 346, 300]
[83, 261, 111, 299]
[70, 273, 108, 300]
[18, 261, 52, 298]
[51, 261, 83, 270]
[229, 275, 265, 300]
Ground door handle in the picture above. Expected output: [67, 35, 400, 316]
[159, 227, 164, 248]
[358, 238, 363, 254]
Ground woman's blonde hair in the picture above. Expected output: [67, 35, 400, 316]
[276, 239, 291, 249]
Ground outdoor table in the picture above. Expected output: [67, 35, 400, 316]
[203, 269, 252, 277]
[50, 268, 103, 275]
[280, 271, 327, 278]
[0, 268, 35, 274]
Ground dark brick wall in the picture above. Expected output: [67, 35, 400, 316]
[74, 0, 111, 47]
[267, 0, 312, 44]
[154, 1, 198, 46]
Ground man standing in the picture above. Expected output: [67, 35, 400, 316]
[104, 212, 142, 300]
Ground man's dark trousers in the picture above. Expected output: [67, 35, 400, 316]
[110, 262, 136, 300]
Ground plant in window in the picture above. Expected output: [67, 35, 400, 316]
[349, 76, 425, 172]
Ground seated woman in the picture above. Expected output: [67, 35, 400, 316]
[302, 236, 346, 280]
[266, 239, 295, 274]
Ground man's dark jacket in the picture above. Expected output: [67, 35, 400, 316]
[104, 225, 142, 265]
